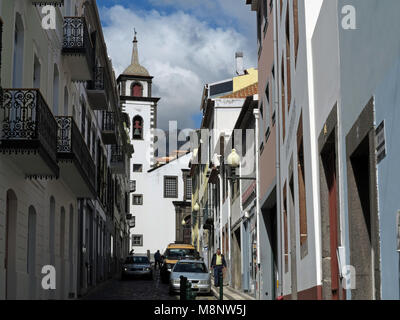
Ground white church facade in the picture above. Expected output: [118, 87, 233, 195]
[117, 34, 192, 255]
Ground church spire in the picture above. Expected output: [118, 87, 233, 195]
[122, 28, 150, 77]
[131, 28, 139, 66]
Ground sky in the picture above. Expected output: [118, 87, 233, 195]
[97, 0, 257, 130]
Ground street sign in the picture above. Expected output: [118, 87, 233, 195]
[375, 120, 386, 164]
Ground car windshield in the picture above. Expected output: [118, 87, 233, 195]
[124, 256, 149, 264]
[166, 248, 196, 259]
[173, 262, 207, 273]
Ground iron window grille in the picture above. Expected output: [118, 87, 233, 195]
[132, 195, 143, 205]
[164, 176, 178, 198]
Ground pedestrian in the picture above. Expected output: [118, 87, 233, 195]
[211, 248, 226, 287]
[154, 250, 162, 270]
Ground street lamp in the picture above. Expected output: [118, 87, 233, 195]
[182, 219, 186, 226]
[227, 148, 240, 168]
[193, 202, 200, 212]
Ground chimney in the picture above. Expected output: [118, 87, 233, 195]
[235, 52, 244, 76]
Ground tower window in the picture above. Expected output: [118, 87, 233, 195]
[132, 115, 143, 140]
[131, 82, 143, 97]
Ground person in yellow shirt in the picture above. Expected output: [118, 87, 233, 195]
[211, 248, 227, 287]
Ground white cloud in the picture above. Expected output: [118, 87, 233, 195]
[100, 4, 256, 129]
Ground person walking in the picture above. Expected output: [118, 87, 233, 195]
[211, 248, 226, 287]
[154, 250, 162, 270]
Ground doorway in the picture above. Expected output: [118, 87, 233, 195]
[5, 190, 18, 300]
[28, 206, 37, 300]
[346, 98, 380, 300]
[289, 171, 298, 299]
[321, 131, 340, 299]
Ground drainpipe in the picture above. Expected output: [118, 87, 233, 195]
[218, 162, 224, 253]
[239, 157, 244, 289]
[228, 177, 232, 287]
[254, 108, 261, 300]
[273, 0, 283, 298]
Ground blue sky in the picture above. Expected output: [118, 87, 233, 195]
[96, 0, 257, 129]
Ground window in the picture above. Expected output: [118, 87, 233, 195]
[297, 113, 308, 248]
[293, 0, 299, 66]
[81, 100, 86, 136]
[185, 176, 192, 200]
[131, 82, 143, 97]
[265, 82, 271, 130]
[133, 164, 143, 173]
[164, 176, 178, 198]
[53, 65, 59, 115]
[281, 56, 286, 140]
[91, 129, 96, 157]
[33, 55, 41, 89]
[286, 9, 292, 111]
[257, 8, 262, 54]
[263, 0, 269, 34]
[132, 235, 143, 247]
[132, 195, 143, 205]
[397, 211, 400, 252]
[283, 182, 288, 273]
[132, 115, 143, 140]
[13, 14, 24, 88]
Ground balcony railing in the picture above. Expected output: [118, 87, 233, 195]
[110, 144, 125, 174]
[129, 180, 136, 193]
[86, 66, 108, 110]
[128, 216, 136, 228]
[62, 17, 94, 81]
[102, 111, 117, 145]
[102, 111, 115, 131]
[0, 89, 59, 177]
[87, 66, 105, 91]
[56, 116, 96, 197]
[111, 145, 123, 164]
[31, 0, 64, 6]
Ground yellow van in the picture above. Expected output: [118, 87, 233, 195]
[160, 243, 198, 283]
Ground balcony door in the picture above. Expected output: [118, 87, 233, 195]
[12, 14, 24, 88]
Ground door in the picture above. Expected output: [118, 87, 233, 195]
[242, 222, 250, 292]
[289, 176, 298, 299]
[327, 151, 340, 300]
[5, 190, 17, 300]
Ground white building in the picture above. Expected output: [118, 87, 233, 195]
[118, 34, 192, 255]
[0, 0, 131, 300]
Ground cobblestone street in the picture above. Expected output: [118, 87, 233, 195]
[81, 269, 216, 300]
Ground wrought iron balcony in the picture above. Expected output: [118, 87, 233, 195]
[31, 0, 64, 6]
[56, 116, 96, 198]
[86, 66, 108, 110]
[128, 216, 136, 228]
[62, 17, 94, 81]
[110, 145, 125, 174]
[0, 89, 59, 179]
[129, 180, 136, 193]
[102, 111, 117, 145]
[202, 207, 213, 230]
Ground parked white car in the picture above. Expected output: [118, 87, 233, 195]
[169, 260, 211, 295]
